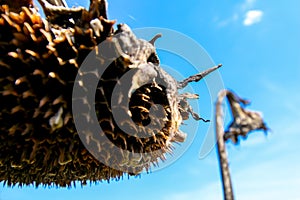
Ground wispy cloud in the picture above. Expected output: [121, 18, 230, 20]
[128, 15, 137, 21]
[241, 0, 257, 11]
[243, 10, 264, 26]
[216, 13, 239, 27]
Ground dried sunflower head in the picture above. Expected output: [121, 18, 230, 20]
[0, 0, 218, 187]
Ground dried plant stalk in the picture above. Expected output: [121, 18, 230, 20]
[215, 90, 268, 200]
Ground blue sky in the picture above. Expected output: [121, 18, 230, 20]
[1, 0, 300, 199]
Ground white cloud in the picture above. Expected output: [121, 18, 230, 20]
[214, 0, 264, 27]
[243, 10, 264, 26]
